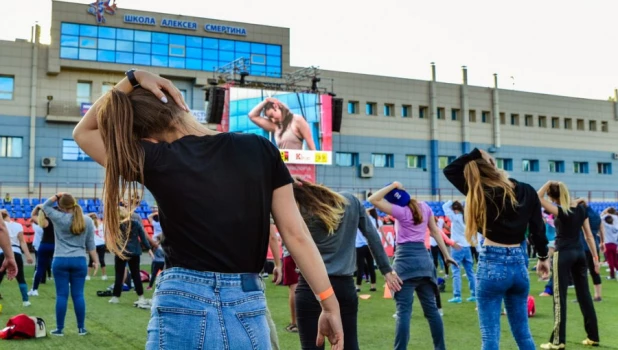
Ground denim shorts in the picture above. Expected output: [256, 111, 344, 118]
[146, 268, 271, 350]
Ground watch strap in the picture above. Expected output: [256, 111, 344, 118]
[125, 69, 140, 88]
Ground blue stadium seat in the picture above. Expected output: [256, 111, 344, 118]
[24, 205, 32, 213]
[78, 199, 86, 207]
[13, 211, 25, 219]
[31, 198, 40, 205]
[21, 198, 31, 206]
[12, 198, 20, 205]
[95, 198, 101, 206]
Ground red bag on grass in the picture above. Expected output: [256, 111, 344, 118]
[0, 314, 46, 339]
[527, 296, 536, 317]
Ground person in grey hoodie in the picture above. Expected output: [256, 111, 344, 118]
[292, 178, 402, 350]
[42, 193, 99, 336]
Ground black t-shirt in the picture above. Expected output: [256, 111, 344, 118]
[443, 149, 548, 257]
[140, 133, 292, 273]
[41, 220, 55, 244]
[555, 203, 588, 251]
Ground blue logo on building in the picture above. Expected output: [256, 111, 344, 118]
[87, 0, 117, 24]
[161, 19, 198, 30]
[204, 24, 247, 36]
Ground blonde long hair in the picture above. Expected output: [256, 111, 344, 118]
[58, 193, 86, 235]
[38, 208, 49, 228]
[547, 182, 572, 214]
[463, 158, 518, 244]
[292, 179, 348, 235]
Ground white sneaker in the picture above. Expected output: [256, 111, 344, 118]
[392, 313, 398, 319]
[101, 275, 108, 281]
[23, 301, 32, 307]
[27, 290, 39, 296]
[109, 297, 120, 304]
[135, 297, 151, 309]
[85, 276, 91, 281]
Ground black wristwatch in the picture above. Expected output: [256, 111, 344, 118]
[125, 68, 140, 89]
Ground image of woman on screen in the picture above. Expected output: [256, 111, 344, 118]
[249, 97, 317, 150]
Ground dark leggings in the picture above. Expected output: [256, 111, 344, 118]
[584, 249, 601, 285]
[33, 243, 54, 290]
[0, 253, 28, 302]
[470, 246, 479, 263]
[431, 246, 449, 275]
[113, 255, 143, 297]
[89, 245, 107, 268]
[355, 246, 376, 285]
[149, 261, 165, 288]
[296, 276, 359, 350]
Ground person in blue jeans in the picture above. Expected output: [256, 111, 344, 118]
[442, 200, 476, 303]
[42, 193, 99, 336]
[444, 148, 550, 350]
[29, 205, 55, 296]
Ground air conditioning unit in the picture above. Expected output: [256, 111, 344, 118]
[613, 153, 618, 160]
[359, 163, 374, 178]
[41, 157, 57, 168]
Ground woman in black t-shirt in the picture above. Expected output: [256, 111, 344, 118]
[538, 181, 600, 349]
[30, 205, 55, 295]
[73, 69, 343, 350]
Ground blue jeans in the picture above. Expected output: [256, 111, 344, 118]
[52, 257, 88, 330]
[33, 243, 54, 290]
[451, 247, 476, 298]
[477, 246, 535, 350]
[146, 268, 271, 350]
[394, 277, 445, 350]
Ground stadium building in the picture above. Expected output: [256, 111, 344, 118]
[1, 0, 617, 207]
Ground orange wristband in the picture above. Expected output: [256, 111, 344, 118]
[316, 287, 334, 302]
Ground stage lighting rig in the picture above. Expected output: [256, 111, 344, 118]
[284, 66, 320, 88]
[216, 57, 250, 82]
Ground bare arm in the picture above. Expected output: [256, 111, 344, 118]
[0, 220, 13, 260]
[248, 99, 277, 132]
[17, 232, 33, 263]
[269, 225, 281, 269]
[296, 116, 316, 150]
[428, 216, 453, 261]
[74, 70, 187, 166]
[599, 222, 605, 247]
[537, 181, 559, 216]
[582, 219, 599, 260]
[368, 183, 398, 215]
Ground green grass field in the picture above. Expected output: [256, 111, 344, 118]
[0, 263, 616, 349]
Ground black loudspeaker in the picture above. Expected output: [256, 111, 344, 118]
[206, 87, 226, 124]
[332, 98, 343, 132]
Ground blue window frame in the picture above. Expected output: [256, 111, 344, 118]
[0, 76, 15, 100]
[58, 23, 282, 77]
[372, 153, 394, 168]
[335, 152, 358, 167]
[406, 155, 426, 169]
[574, 161, 589, 174]
[0, 136, 23, 157]
[496, 158, 513, 171]
[598, 163, 612, 175]
[62, 139, 92, 161]
[549, 160, 565, 173]
[348, 101, 358, 114]
[401, 105, 410, 117]
[522, 159, 539, 172]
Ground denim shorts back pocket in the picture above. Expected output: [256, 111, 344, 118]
[156, 307, 207, 350]
[477, 262, 508, 281]
[235, 308, 270, 350]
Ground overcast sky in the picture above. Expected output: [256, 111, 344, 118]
[1, 0, 616, 100]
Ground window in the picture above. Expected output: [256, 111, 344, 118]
[525, 115, 533, 127]
[59, 22, 283, 77]
[0, 76, 14, 100]
[576, 119, 584, 130]
[62, 139, 92, 161]
[101, 82, 115, 95]
[76, 81, 91, 106]
[601, 121, 608, 132]
[384, 103, 394, 117]
[401, 105, 411, 117]
[574, 161, 589, 174]
[500, 112, 505, 125]
[496, 158, 513, 171]
[548, 160, 565, 173]
[564, 118, 572, 130]
[451, 108, 460, 121]
[366, 102, 377, 116]
[437, 107, 445, 120]
[348, 101, 358, 114]
[482, 111, 490, 124]
[597, 162, 612, 175]
[589, 120, 597, 131]
[406, 155, 426, 169]
[335, 152, 358, 167]
[371, 153, 394, 168]
[438, 156, 455, 169]
[522, 159, 539, 172]
[551, 117, 560, 129]
[510, 113, 519, 126]
[538, 116, 547, 128]
[469, 110, 476, 122]
[0, 136, 22, 158]
[419, 106, 427, 119]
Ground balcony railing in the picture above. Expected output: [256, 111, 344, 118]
[46, 100, 89, 123]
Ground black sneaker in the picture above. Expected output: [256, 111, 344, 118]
[50, 329, 64, 336]
[78, 328, 88, 336]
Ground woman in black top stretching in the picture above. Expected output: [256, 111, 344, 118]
[538, 181, 600, 349]
[73, 69, 343, 350]
[30, 205, 55, 295]
[444, 148, 549, 350]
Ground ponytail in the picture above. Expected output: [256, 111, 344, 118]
[464, 161, 486, 244]
[37, 209, 48, 228]
[58, 193, 85, 235]
[605, 215, 614, 225]
[558, 182, 572, 214]
[98, 89, 144, 259]
[408, 199, 423, 225]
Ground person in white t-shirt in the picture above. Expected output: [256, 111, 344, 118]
[0, 210, 34, 306]
[87, 213, 107, 280]
[148, 207, 163, 239]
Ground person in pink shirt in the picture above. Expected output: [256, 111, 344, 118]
[370, 182, 456, 350]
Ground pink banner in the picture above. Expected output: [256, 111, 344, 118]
[320, 94, 332, 151]
[217, 83, 233, 132]
[286, 164, 316, 183]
